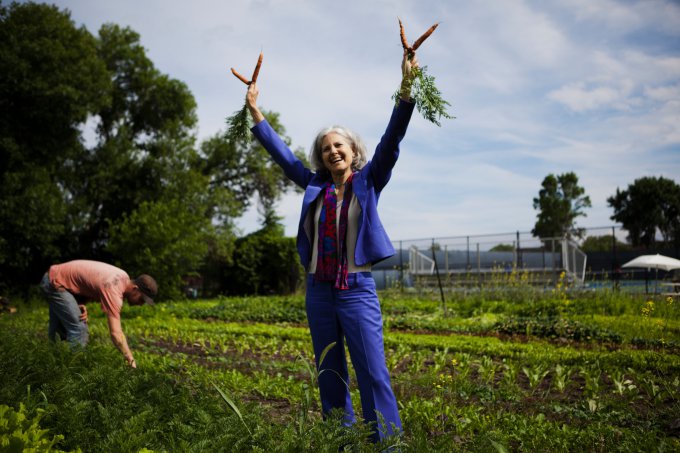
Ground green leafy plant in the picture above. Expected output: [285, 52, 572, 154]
[0, 403, 74, 452]
[225, 105, 251, 142]
[522, 364, 549, 394]
[609, 370, 637, 397]
[552, 364, 571, 394]
[476, 355, 498, 384]
[580, 366, 602, 398]
[397, 66, 453, 126]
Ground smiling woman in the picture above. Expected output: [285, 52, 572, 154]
[309, 127, 368, 191]
[238, 48, 419, 443]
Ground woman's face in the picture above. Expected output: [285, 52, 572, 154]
[321, 133, 355, 175]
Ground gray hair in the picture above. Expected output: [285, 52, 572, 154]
[309, 126, 368, 176]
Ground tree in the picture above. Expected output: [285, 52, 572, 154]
[0, 3, 303, 296]
[532, 172, 591, 241]
[200, 110, 308, 226]
[0, 2, 109, 289]
[72, 23, 200, 259]
[107, 197, 222, 300]
[490, 244, 515, 252]
[221, 220, 302, 295]
[580, 235, 631, 253]
[607, 176, 680, 247]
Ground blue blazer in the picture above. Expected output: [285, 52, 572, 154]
[251, 99, 415, 269]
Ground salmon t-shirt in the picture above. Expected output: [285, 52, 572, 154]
[49, 260, 129, 319]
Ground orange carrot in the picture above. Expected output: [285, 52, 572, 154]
[398, 18, 411, 51]
[412, 22, 439, 50]
[231, 68, 250, 85]
[251, 52, 263, 83]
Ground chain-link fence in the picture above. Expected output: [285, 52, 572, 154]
[370, 226, 680, 292]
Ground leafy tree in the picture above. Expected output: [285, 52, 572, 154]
[0, 3, 304, 296]
[221, 220, 302, 295]
[107, 197, 225, 300]
[532, 172, 591, 241]
[580, 235, 631, 253]
[72, 24, 200, 259]
[201, 110, 308, 224]
[607, 176, 680, 247]
[490, 244, 515, 252]
[0, 2, 109, 289]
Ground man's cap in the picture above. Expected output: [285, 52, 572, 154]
[134, 274, 158, 305]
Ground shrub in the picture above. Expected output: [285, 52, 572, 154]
[222, 223, 302, 295]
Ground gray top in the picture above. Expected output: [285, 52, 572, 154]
[308, 194, 372, 274]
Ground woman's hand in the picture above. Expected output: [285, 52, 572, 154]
[246, 82, 258, 109]
[402, 48, 419, 79]
[400, 49, 419, 101]
[246, 82, 265, 124]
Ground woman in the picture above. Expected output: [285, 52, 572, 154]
[245, 49, 418, 442]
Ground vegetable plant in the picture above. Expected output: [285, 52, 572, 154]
[394, 18, 453, 126]
[225, 52, 264, 142]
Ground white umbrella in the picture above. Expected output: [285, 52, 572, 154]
[622, 254, 680, 293]
[621, 254, 680, 271]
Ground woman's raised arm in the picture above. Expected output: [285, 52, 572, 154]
[246, 82, 265, 124]
[399, 49, 419, 102]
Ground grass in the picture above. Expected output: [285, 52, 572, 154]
[1, 285, 678, 452]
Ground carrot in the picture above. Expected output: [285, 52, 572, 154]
[251, 52, 263, 83]
[231, 68, 250, 85]
[412, 22, 439, 50]
[398, 18, 411, 51]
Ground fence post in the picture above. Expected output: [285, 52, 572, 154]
[466, 236, 470, 270]
[476, 242, 481, 287]
[399, 240, 404, 292]
[611, 227, 617, 273]
[551, 238, 557, 285]
[562, 237, 570, 279]
[431, 239, 447, 317]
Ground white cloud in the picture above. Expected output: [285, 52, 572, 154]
[547, 81, 633, 112]
[645, 84, 680, 102]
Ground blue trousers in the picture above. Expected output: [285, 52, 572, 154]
[40, 273, 89, 347]
[305, 272, 401, 441]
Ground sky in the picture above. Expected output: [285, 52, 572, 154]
[35, 0, 680, 243]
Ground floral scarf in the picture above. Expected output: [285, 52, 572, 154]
[314, 173, 355, 289]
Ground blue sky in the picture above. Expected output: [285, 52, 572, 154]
[41, 0, 680, 242]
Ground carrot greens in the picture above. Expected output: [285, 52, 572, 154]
[395, 19, 453, 126]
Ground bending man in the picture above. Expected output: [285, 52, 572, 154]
[41, 259, 157, 368]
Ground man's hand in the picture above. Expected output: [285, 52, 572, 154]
[78, 304, 88, 322]
[107, 315, 136, 368]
